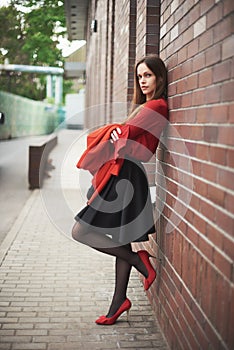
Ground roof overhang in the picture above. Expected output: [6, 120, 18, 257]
[64, 0, 89, 40]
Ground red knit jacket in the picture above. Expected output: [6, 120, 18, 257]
[77, 98, 168, 203]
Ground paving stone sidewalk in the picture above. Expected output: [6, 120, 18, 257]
[0, 130, 169, 350]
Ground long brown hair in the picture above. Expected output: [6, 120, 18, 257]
[126, 55, 167, 121]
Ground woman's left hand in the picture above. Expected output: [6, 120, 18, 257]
[110, 127, 122, 143]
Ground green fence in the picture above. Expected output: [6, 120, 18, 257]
[0, 91, 64, 139]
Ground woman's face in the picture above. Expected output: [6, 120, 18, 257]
[137, 62, 157, 101]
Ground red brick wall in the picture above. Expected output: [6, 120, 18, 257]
[136, 0, 161, 58]
[111, 0, 136, 121]
[150, 0, 234, 349]
[85, 0, 109, 128]
[84, 0, 234, 349]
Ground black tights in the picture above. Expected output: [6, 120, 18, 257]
[71, 221, 148, 317]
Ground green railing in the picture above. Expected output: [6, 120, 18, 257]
[0, 91, 65, 139]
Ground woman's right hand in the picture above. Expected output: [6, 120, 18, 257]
[110, 127, 122, 143]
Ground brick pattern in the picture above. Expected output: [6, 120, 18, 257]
[112, 0, 132, 118]
[153, 0, 234, 349]
[84, 0, 109, 128]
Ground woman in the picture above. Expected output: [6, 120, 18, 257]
[72, 55, 168, 325]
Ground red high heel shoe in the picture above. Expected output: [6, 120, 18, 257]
[95, 298, 131, 325]
[137, 250, 156, 290]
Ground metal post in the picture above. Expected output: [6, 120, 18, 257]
[46, 75, 53, 100]
[55, 76, 63, 105]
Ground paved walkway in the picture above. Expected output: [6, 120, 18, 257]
[0, 129, 169, 350]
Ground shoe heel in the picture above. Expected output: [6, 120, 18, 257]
[126, 309, 130, 322]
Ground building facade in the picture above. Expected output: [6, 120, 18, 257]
[65, 0, 234, 349]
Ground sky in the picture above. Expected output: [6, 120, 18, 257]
[0, 0, 10, 6]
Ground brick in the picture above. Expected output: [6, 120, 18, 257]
[181, 60, 193, 77]
[204, 126, 218, 143]
[186, 74, 198, 90]
[224, 192, 234, 215]
[201, 0, 215, 15]
[172, 231, 182, 275]
[207, 2, 223, 28]
[213, 250, 232, 280]
[218, 126, 234, 147]
[198, 68, 213, 87]
[202, 163, 218, 182]
[184, 141, 196, 157]
[227, 287, 234, 347]
[199, 28, 213, 51]
[0, 336, 32, 343]
[188, 4, 200, 26]
[213, 14, 233, 43]
[200, 261, 214, 316]
[210, 146, 226, 166]
[16, 330, 47, 336]
[223, 0, 234, 16]
[194, 16, 207, 38]
[177, 78, 186, 94]
[228, 103, 234, 123]
[32, 336, 66, 343]
[196, 106, 208, 123]
[178, 46, 187, 64]
[215, 277, 231, 341]
[192, 53, 205, 72]
[206, 224, 223, 250]
[192, 89, 206, 106]
[205, 84, 221, 104]
[181, 92, 192, 108]
[204, 316, 224, 349]
[198, 235, 214, 261]
[170, 65, 181, 82]
[210, 104, 229, 123]
[222, 80, 234, 102]
[12, 344, 46, 350]
[226, 148, 234, 168]
[200, 199, 216, 223]
[182, 26, 193, 46]
[205, 44, 221, 66]
[215, 210, 233, 236]
[193, 213, 207, 236]
[195, 144, 209, 161]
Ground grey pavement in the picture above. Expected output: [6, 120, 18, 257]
[0, 129, 169, 350]
[0, 135, 50, 244]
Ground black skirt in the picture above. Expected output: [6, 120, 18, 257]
[75, 157, 155, 244]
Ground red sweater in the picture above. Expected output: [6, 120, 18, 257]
[77, 98, 168, 203]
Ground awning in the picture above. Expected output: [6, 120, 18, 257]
[64, 0, 89, 40]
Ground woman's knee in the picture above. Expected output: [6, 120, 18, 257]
[71, 222, 85, 242]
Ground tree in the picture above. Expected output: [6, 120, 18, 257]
[0, 0, 73, 102]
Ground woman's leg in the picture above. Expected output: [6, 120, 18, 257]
[106, 245, 132, 318]
[72, 222, 148, 279]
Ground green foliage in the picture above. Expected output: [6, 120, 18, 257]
[0, 0, 72, 103]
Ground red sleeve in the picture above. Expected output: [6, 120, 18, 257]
[126, 98, 168, 139]
[113, 98, 168, 160]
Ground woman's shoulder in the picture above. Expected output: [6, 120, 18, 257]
[144, 98, 168, 117]
[144, 98, 167, 109]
